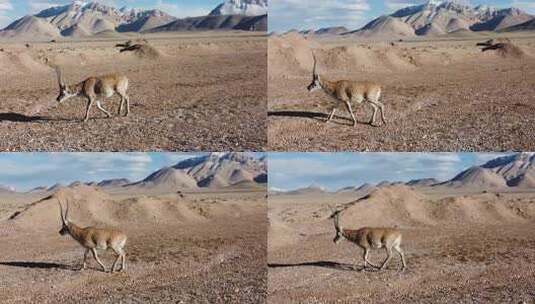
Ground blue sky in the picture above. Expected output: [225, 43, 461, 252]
[269, 152, 512, 192]
[0, 152, 204, 191]
[0, 0, 223, 28]
[269, 0, 535, 32]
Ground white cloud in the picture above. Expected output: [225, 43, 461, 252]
[152, 0, 208, 18]
[512, 1, 535, 13]
[0, 0, 12, 11]
[269, 153, 469, 191]
[270, 0, 371, 32]
[384, 0, 422, 11]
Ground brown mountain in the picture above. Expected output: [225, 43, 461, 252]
[347, 1, 534, 38]
[148, 14, 266, 32]
[0, 15, 60, 39]
[0, 1, 263, 39]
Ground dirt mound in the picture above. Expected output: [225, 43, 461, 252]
[340, 185, 433, 228]
[7, 185, 216, 232]
[0, 48, 52, 75]
[338, 186, 535, 228]
[118, 41, 162, 60]
[430, 194, 533, 225]
[493, 43, 526, 59]
[130, 44, 162, 59]
[478, 39, 527, 59]
[8, 185, 111, 230]
[269, 34, 421, 78]
[268, 33, 319, 77]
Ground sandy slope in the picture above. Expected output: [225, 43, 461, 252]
[268, 187, 535, 303]
[0, 187, 267, 303]
[0, 32, 266, 151]
[268, 33, 535, 151]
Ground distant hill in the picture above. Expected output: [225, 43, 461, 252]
[0, 0, 267, 40]
[148, 14, 266, 32]
[336, 0, 534, 39]
[126, 152, 266, 192]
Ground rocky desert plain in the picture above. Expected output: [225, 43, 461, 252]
[0, 1, 268, 151]
[268, 1, 535, 151]
[0, 153, 268, 303]
[268, 153, 535, 303]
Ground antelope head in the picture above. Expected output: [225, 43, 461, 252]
[55, 67, 76, 103]
[58, 198, 70, 236]
[307, 53, 322, 93]
[329, 205, 343, 244]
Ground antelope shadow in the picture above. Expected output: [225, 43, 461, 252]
[268, 261, 365, 272]
[0, 112, 78, 123]
[0, 261, 73, 270]
[0, 112, 44, 122]
[268, 110, 369, 126]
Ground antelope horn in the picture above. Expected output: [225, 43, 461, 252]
[333, 210, 341, 231]
[312, 51, 317, 76]
[55, 66, 64, 87]
[64, 198, 69, 222]
[328, 204, 335, 213]
[58, 198, 65, 224]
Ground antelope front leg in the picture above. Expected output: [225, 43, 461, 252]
[394, 245, 407, 271]
[368, 102, 379, 126]
[326, 108, 336, 123]
[91, 248, 108, 272]
[344, 101, 357, 127]
[83, 97, 94, 122]
[121, 252, 126, 272]
[118, 96, 124, 116]
[363, 248, 380, 269]
[380, 247, 393, 271]
[376, 101, 387, 125]
[80, 249, 90, 271]
[124, 95, 130, 117]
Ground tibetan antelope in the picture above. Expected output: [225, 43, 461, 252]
[330, 206, 406, 271]
[307, 54, 386, 127]
[55, 67, 130, 122]
[58, 198, 127, 273]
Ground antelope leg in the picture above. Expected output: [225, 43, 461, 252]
[91, 248, 107, 272]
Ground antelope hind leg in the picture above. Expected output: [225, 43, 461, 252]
[96, 100, 112, 118]
[344, 101, 357, 127]
[83, 98, 94, 122]
[91, 248, 108, 272]
[326, 108, 336, 123]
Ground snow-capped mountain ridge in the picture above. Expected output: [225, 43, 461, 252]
[353, 0, 534, 37]
[1, 0, 266, 39]
[210, 0, 268, 16]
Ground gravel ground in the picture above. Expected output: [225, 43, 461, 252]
[0, 192, 267, 304]
[0, 33, 267, 151]
[268, 37, 535, 151]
